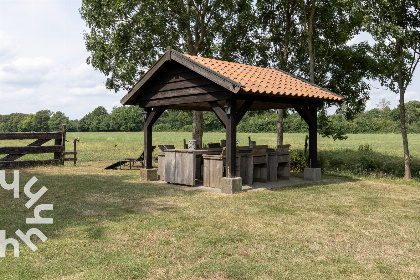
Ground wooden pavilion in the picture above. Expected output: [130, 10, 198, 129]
[121, 47, 344, 192]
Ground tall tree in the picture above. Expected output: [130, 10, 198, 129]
[257, 0, 300, 146]
[301, 0, 316, 83]
[297, 0, 371, 118]
[79, 106, 110, 132]
[48, 111, 70, 131]
[110, 106, 143, 131]
[257, 0, 371, 141]
[6, 113, 27, 132]
[33, 110, 52, 132]
[405, 100, 420, 125]
[80, 0, 254, 148]
[17, 114, 35, 132]
[365, 0, 420, 179]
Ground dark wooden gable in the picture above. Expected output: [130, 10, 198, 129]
[134, 61, 231, 110]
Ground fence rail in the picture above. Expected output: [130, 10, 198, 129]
[0, 125, 77, 168]
[0, 132, 63, 140]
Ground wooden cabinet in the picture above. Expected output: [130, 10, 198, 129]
[164, 150, 197, 186]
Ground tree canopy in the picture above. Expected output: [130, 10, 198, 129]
[1, 102, 420, 134]
[80, 0, 258, 147]
[80, 0, 256, 92]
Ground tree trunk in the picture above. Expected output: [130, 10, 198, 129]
[307, 0, 316, 83]
[276, 1, 296, 148]
[283, 4, 292, 65]
[399, 92, 411, 179]
[277, 109, 284, 146]
[192, 111, 203, 148]
[397, 40, 412, 179]
[185, 1, 205, 149]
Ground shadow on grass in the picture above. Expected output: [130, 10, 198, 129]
[266, 174, 361, 193]
[0, 169, 202, 241]
[0, 159, 395, 244]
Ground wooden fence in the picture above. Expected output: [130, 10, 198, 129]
[0, 125, 77, 168]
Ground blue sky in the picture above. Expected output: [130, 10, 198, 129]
[0, 0, 419, 120]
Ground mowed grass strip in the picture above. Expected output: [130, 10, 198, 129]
[64, 132, 417, 161]
[1, 131, 418, 161]
[0, 164, 419, 279]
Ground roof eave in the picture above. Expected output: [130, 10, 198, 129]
[273, 68, 345, 102]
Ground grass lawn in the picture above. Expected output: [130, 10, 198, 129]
[0, 163, 420, 279]
[1, 132, 420, 279]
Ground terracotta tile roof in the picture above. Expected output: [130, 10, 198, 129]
[183, 54, 344, 102]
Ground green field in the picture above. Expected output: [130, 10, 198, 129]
[1, 132, 419, 179]
[2, 131, 419, 159]
[1, 132, 420, 279]
[3, 132, 417, 178]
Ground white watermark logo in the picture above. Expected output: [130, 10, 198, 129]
[0, 170, 53, 257]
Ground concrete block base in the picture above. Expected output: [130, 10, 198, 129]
[140, 168, 159, 181]
[220, 177, 242, 194]
[304, 168, 321, 181]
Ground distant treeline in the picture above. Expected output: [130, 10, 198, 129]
[1, 100, 420, 134]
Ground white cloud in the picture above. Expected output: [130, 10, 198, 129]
[405, 90, 418, 101]
[68, 84, 108, 96]
[0, 0, 123, 119]
[64, 63, 108, 89]
[0, 31, 18, 60]
[0, 87, 35, 101]
[0, 56, 54, 86]
[347, 32, 375, 47]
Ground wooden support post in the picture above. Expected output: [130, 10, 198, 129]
[208, 99, 252, 179]
[143, 108, 152, 169]
[208, 101, 227, 128]
[308, 106, 317, 168]
[143, 106, 167, 169]
[226, 99, 237, 178]
[294, 105, 318, 168]
[236, 100, 253, 124]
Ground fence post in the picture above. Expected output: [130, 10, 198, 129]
[54, 126, 63, 164]
[73, 139, 77, 166]
[60, 125, 66, 165]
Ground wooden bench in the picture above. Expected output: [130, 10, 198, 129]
[276, 145, 290, 179]
[252, 145, 268, 182]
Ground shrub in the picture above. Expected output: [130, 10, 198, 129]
[289, 150, 308, 172]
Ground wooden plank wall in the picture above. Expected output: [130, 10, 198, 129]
[136, 63, 228, 108]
